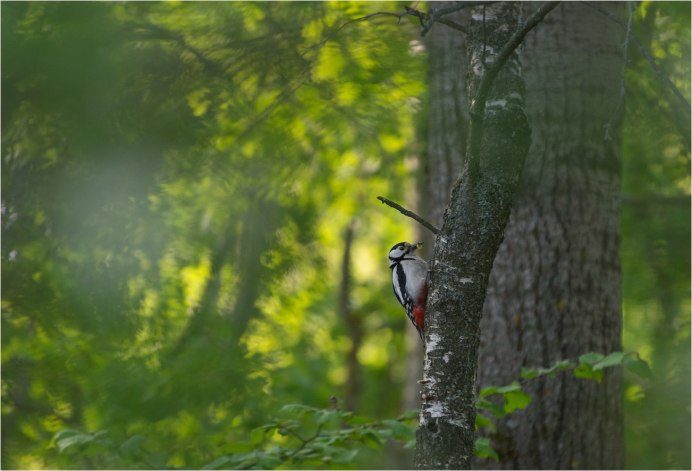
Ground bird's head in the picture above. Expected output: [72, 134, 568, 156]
[388, 241, 423, 264]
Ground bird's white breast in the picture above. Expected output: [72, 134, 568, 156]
[401, 256, 427, 301]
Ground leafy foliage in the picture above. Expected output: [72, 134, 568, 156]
[49, 405, 418, 470]
[2, 2, 424, 469]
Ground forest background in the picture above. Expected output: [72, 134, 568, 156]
[2, 1, 690, 469]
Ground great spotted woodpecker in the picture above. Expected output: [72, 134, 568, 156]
[388, 242, 428, 341]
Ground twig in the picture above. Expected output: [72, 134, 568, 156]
[467, 2, 560, 176]
[333, 11, 406, 35]
[285, 424, 324, 461]
[125, 22, 223, 75]
[377, 196, 440, 235]
[582, 1, 691, 118]
[604, 1, 634, 141]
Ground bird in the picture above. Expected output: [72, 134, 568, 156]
[388, 241, 428, 341]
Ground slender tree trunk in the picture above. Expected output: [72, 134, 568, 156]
[405, 0, 468, 429]
[415, 3, 535, 468]
[476, 3, 625, 469]
[340, 220, 362, 412]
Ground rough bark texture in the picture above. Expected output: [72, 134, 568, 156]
[415, 4, 531, 469]
[476, 3, 625, 469]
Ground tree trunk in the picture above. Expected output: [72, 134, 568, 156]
[415, 3, 534, 468]
[424, 2, 469, 229]
[476, 3, 625, 469]
[340, 220, 362, 412]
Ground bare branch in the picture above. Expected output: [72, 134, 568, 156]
[414, 2, 497, 35]
[377, 196, 440, 235]
[434, 17, 468, 34]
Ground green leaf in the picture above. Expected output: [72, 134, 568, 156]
[224, 442, 254, 453]
[475, 437, 499, 461]
[480, 381, 522, 398]
[257, 453, 281, 469]
[503, 390, 532, 413]
[593, 351, 627, 370]
[574, 363, 604, 382]
[475, 412, 496, 432]
[53, 429, 99, 453]
[315, 409, 338, 424]
[521, 359, 574, 379]
[382, 419, 415, 442]
[476, 398, 507, 418]
[361, 430, 383, 449]
[495, 382, 523, 394]
[280, 404, 317, 417]
[202, 455, 234, 470]
[624, 354, 655, 380]
[519, 367, 540, 380]
[250, 426, 267, 445]
[579, 352, 605, 365]
[331, 449, 358, 464]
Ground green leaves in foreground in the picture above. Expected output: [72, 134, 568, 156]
[475, 351, 653, 461]
[52, 405, 418, 470]
[203, 405, 417, 469]
[573, 351, 654, 382]
[518, 350, 654, 383]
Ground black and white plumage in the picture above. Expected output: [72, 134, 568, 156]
[388, 241, 428, 340]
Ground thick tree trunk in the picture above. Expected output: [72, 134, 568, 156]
[424, 2, 468, 229]
[476, 3, 625, 469]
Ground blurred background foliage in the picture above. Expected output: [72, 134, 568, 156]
[1, 1, 689, 469]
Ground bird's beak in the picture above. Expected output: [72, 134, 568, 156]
[413, 242, 423, 250]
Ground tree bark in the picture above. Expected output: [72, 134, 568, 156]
[476, 3, 625, 469]
[415, 3, 534, 468]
